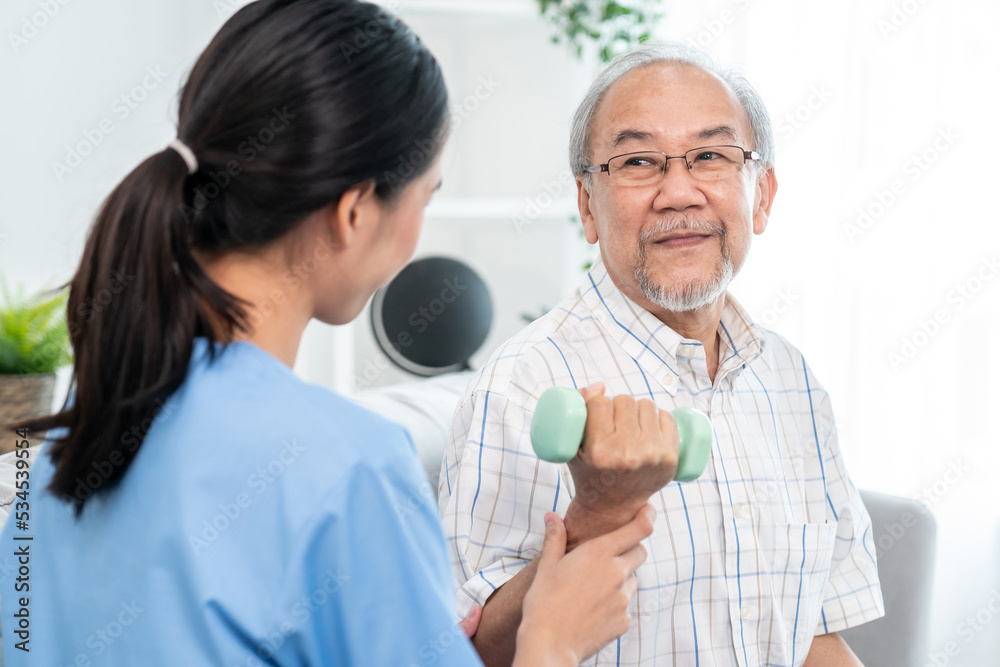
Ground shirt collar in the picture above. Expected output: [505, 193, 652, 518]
[578, 257, 767, 392]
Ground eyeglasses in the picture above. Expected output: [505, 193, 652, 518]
[582, 145, 760, 186]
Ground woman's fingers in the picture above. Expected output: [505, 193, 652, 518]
[519, 504, 653, 665]
[536, 512, 567, 574]
[460, 605, 482, 638]
[595, 503, 656, 557]
[623, 572, 639, 599]
[618, 542, 648, 576]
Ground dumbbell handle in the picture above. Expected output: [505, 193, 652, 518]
[529, 387, 713, 482]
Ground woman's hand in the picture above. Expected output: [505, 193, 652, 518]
[460, 605, 482, 638]
[514, 503, 655, 666]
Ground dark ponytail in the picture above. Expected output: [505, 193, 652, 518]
[19, 0, 449, 516]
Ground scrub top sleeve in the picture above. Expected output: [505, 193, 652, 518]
[286, 452, 484, 667]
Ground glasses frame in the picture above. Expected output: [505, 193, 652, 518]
[582, 145, 761, 183]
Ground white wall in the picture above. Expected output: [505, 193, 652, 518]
[0, 0, 596, 395]
[349, 0, 598, 390]
[1, 0, 246, 399]
[660, 2, 1000, 663]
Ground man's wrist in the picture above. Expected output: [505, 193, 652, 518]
[563, 499, 646, 551]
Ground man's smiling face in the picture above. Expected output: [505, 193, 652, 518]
[577, 62, 776, 315]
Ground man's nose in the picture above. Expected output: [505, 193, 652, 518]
[653, 157, 708, 211]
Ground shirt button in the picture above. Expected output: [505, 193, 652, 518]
[740, 606, 752, 620]
[677, 345, 695, 358]
[733, 503, 750, 520]
[661, 374, 676, 386]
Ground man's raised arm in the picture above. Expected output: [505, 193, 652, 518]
[470, 383, 682, 666]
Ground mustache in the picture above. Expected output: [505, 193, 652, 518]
[637, 218, 726, 246]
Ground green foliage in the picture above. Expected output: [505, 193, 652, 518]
[0, 279, 72, 375]
[536, 0, 662, 63]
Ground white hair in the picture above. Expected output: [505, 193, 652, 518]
[569, 42, 774, 179]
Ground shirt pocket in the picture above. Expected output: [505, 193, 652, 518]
[765, 521, 838, 666]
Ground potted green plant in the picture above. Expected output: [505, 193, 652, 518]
[536, 0, 663, 63]
[0, 281, 72, 453]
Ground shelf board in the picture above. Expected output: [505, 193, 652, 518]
[424, 196, 578, 220]
[373, 0, 540, 18]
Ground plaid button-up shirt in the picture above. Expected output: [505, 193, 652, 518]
[439, 259, 884, 666]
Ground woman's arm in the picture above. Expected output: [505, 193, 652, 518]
[510, 506, 655, 667]
[803, 632, 865, 666]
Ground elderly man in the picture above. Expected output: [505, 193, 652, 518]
[439, 43, 883, 666]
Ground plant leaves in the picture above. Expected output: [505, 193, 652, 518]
[602, 2, 632, 21]
[537, 0, 666, 63]
[0, 282, 72, 375]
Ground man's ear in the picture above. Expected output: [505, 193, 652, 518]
[752, 167, 778, 235]
[577, 176, 600, 245]
[331, 181, 379, 247]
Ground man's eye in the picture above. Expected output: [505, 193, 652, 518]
[624, 157, 657, 167]
[694, 151, 722, 161]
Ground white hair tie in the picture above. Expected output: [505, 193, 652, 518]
[167, 138, 198, 175]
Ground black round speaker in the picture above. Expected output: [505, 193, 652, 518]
[371, 256, 493, 376]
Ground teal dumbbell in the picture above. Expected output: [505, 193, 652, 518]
[529, 387, 713, 481]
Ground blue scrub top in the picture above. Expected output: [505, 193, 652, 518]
[0, 337, 482, 666]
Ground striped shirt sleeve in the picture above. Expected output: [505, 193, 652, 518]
[439, 373, 566, 617]
[805, 363, 885, 635]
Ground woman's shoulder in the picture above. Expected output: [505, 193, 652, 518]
[169, 337, 418, 474]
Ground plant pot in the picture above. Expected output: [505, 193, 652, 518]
[0, 373, 56, 454]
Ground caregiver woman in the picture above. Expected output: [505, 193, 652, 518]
[0, 0, 654, 665]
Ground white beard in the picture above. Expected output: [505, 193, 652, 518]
[633, 218, 734, 312]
